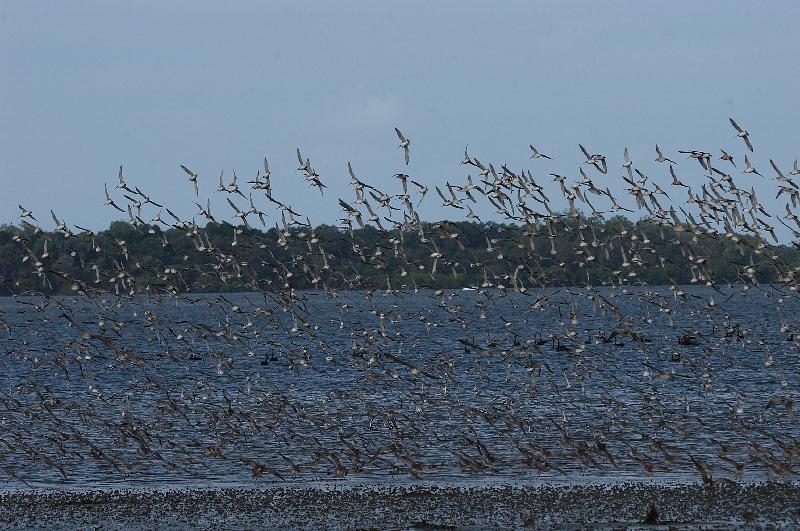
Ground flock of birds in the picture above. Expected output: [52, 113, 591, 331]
[1, 118, 799, 489]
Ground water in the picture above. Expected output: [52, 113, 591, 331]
[0, 285, 797, 490]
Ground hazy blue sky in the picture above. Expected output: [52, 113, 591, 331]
[2, 1, 799, 233]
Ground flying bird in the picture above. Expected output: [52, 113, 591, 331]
[529, 146, 552, 160]
[743, 155, 762, 177]
[654, 145, 675, 164]
[395, 127, 410, 165]
[729, 117, 753, 152]
[180, 164, 199, 195]
[18, 205, 37, 222]
[720, 149, 736, 167]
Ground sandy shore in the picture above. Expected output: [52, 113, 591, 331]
[1, 481, 798, 529]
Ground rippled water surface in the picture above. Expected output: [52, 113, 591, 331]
[0, 286, 797, 489]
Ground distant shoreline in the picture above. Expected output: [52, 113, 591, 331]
[0, 283, 769, 299]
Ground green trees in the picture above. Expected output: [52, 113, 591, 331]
[0, 217, 796, 295]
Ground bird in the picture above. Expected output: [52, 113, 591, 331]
[1, 114, 798, 497]
[720, 149, 736, 167]
[654, 145, 675, 164]
[743, 155, 762, 177]
[669, 165, 687, 188]
[116, 165, 135, 193]
[435, 184, 464, 209]
[180, 164, 199, 195]
[226, 197, 250, 228]
[678, 150, 712, 171]
[338, 199, 365, 229]
[395, 127, 410, 165]
[729, 117, 753, 152]
[579, 144, 607, 173]
[49, 210, 72, 236]
[529, 146, 552, 160]
[296, 148, 309, 172]
[104, 183, 125, 213]
[18, 205, 37, 222]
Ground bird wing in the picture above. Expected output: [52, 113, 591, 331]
[771, 159, 784, 178]
[227, 197, 242, 213]
[338, 199, 357, 213]
[669, 165, 678, 179]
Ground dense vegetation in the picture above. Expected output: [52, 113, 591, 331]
[0, 216, 798, 296]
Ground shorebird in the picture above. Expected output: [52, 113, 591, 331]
[678, 150, 712, 171]
[18, 205, 37, 222]
[654, 145, 675, 164]
[395, 127, 411, 165]
[579, 144, 607, 173]
[104, 183, 125, 212]
[2, 114, 798, 490]
[743, 155, 762, 177]
[529, 145, 552, 160]
[669, 165, 687, 188]
[720, 149, 736, 167]
[180, 164, 199, 195]
[729, 117, 753, 152]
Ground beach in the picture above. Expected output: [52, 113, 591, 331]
[2, 481, 798, 529]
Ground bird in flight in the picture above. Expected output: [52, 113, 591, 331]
[720, 149, 736, 167]
[395, 127, 410, 165]
[654, 145, 675, 164]
[729, 117, 753, 152]
[180, 164, 199, 196]
[18, 205, 37, 222]
[529, 145, 552, 160]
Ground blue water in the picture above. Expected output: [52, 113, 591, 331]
[0, 285, 797, 489]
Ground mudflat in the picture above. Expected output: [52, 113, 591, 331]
[1, 481, 797, 529]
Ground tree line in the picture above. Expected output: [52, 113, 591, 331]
[0, 216, 797, 296]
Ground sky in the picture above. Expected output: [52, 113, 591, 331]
[1, 1, 799, 237]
